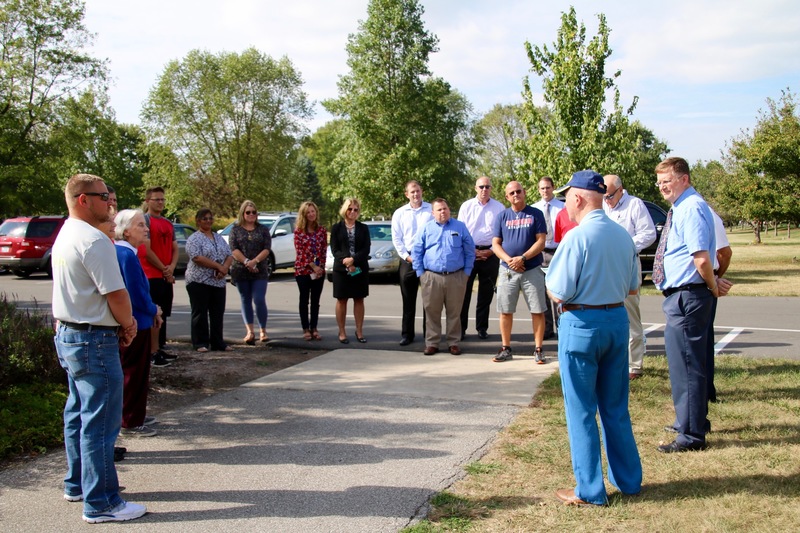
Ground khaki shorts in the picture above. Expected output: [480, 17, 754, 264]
[496, 265, 546, 314]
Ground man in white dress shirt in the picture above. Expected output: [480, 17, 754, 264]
[602, 174, 657, 379]
[391, 180, 433, 346]
[458, 176, 505, 340]
[531, 176, 564, 339]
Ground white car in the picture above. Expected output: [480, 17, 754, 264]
[325, 221, 400, 281]
[218, 212, 297, 276]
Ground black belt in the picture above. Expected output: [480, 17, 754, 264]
[60, 321, 119, 332]
[562, 302, 624, 311]
[544, 248, 557, 254]
[427, 269, 463, 275]
[662, 283, 708, 297]
[475, 245, 492, 250]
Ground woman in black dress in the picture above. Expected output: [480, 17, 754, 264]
[330, 198, 370, 344]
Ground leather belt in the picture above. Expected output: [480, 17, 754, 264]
[427, 269, 463, 275]
[561, 302, 624, 311]
[662, 283, 708, 297]
[60, 321, 119, 332]
[475, 245, 492, 250]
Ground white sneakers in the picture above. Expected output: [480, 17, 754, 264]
[83, 501, 147, 523]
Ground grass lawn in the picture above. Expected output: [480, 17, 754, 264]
[406, 356, 800, 533]
[641, 226, 800, 296]
[406, 226, 800, 532]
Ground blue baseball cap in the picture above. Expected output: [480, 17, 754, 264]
[555, 170, 607, 195]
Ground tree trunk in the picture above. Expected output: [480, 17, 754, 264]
[788, 222, 792, 239]
[753, 221, 762, 244]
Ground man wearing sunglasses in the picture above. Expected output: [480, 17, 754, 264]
[491, 181, 547, 363]
[602, 174, 656, 380]
[457, 176, 504, 340]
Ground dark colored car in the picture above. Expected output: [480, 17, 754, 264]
[0, 215, 68, 278]
[173, 223, 196, 274]
[640, 200, 668, 280]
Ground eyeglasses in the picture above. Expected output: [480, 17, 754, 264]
[149, 197, 166, 202]
[507, 189, 523, 196]
[74, 192, 110, 202]
[477, 185, 491, 190]
[200, 216, 214, 221]
[347, 207, 360, 212]
[539, 186, 553, 191]
[655, 175, 682, 188]
[604, 188, 620, 201]
[245, 210, 257, 215]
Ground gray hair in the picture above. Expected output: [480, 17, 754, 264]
[114, 209, 144, 240]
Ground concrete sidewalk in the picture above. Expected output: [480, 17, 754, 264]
[0, 348, 557, 532]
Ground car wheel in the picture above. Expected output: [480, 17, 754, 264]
[45, 258, 53, 278]
[266, 254, 275, 278]
[12, 269, 31, 278]
[326, 273, 333, 282]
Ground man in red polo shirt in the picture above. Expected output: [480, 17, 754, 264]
[138, 187, 179, 367]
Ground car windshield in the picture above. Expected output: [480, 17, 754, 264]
[0, 221, 27, 237]
[368, 224, 392, 241]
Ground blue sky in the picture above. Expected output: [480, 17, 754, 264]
[83, 0, 800, 164]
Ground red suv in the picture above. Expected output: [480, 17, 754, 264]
[0, 216, 67, 278]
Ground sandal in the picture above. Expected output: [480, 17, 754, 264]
[243, 333, 256, 346]
[260, 333, 270, 343]
[303, 329, 313, 341]
[311, 329, 322, 341]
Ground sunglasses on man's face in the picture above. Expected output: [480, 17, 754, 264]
[74, 192, 110, 202]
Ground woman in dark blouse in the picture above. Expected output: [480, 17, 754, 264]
[229, 200, 272, 345]
[330, 198, 370, 344]
[294, 201, 327, 341]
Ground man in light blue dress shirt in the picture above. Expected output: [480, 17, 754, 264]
[411, 198, 475, 356]
[546, 170, 642, 506]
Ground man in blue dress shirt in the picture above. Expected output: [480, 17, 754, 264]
[652, 157, 731, 453]
[546, 170, 642, 506]
[411, 198, 475, 356]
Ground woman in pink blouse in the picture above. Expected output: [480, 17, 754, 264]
[294, 201, 327, 340]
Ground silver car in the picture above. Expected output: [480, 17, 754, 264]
[218, 212, 297, 276]
[325, 221, 400, 281]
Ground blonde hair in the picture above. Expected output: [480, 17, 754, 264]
[338, 198, 360, 219]
[296, 201, 320, 233]
[236, 199, 258, 226]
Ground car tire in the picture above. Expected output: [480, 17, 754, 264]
[12, 269, 31, 278]
[45, 258, 53, 278]
[266, 254, 275, 278]
[326, 273, 333, 282]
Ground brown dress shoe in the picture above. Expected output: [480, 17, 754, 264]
[629, 372, 642, 380]
[449, 345, 462, 355]
[423, 346, 438, 356]
[555, 488, 595, 506]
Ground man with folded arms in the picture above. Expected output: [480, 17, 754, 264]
[546, 170, 642, 506]
[52, 174, 146, 523]
[412, 198, 475, 356]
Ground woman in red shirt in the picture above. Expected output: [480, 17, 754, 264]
[294, 201, 327, 340]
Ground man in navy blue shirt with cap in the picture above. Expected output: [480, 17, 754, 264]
[546, 170, 642, 506]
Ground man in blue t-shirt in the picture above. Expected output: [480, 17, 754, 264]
[491, 181, 547, 363]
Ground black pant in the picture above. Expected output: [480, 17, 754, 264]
[398, 260, 422, 339]
[296, 274, 325, 331]
[460, 254, 500, 334]
[186, 282, 227, 350]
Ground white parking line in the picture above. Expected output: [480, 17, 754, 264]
[714, 327, 744, 354]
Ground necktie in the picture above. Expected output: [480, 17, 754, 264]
[544, 203, 553, 242]
[651, 208, 672, 285]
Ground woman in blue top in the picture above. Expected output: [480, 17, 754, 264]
[114, 209, 163, 437]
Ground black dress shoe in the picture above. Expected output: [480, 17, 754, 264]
[658, 440, 707, 453]
[399, 337, 413, 346]
[477, 330, 488, 340]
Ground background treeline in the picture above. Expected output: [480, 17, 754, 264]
[2, 0, 798, 239]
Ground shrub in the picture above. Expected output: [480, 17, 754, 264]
[0, 293, 64, 388]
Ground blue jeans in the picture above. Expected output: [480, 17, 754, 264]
[236, 278, 268, 328]
[558, 308, 642, 504]
[55, 324, 125, 517]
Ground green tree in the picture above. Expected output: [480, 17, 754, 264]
[720, 89, 800, 242]
[516, 6, 641, 188]
[471, 103, 531, 186]
[0, 0, 107, 215]
[141, 48, 312, 216]
[323, 0, 474, 215]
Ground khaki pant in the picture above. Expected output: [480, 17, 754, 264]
[421, 270, 468, 348]
[626, 259, 645, 374]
